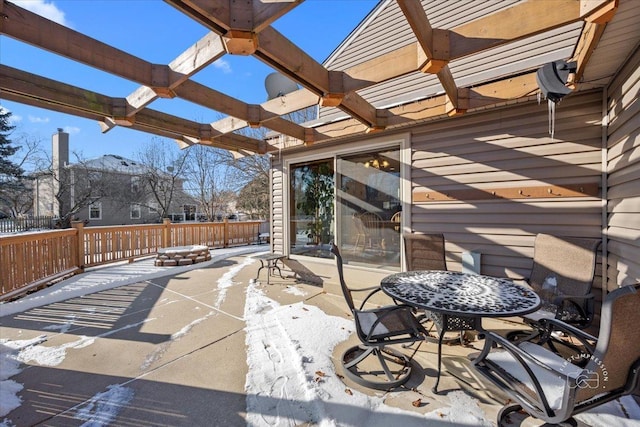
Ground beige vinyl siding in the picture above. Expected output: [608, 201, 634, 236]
[409, 92, 603, 283]
[271, 156, 285, 255]
[320, 0, 580, 123]
[605, 45, 640, 290]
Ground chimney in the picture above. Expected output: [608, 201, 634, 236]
[52, 128, 69, 172]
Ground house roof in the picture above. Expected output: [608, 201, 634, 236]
[82, 155, 148, 175]
[1, 0, 638, 155]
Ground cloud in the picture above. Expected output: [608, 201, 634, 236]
[28, 115, 50, 124]
[0, 107, 23, 124]
[13, 0, 68, 26]
[9, 114, 23, 124]
[213, 59, 232, 74]
[64, 126, 81, 135]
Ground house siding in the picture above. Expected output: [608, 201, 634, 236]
[270, 93, 605, 300]
[271, 155, 286, 255]
[606, 45, 640, 290]
[409, 92, 603, 286]
[320, 0, 580, 123]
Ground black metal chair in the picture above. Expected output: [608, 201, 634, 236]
[329, 243, 427, 390]
[473, 283, 640, 426]
[404, 233, 477, 345]
[507, 233, 601, 344]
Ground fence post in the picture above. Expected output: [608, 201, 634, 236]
[223, 218, 229, 248]
[71, 220, 85, 272]
[162, 218, 171, 248]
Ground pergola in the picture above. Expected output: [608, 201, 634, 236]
[0, 0, 624, 155]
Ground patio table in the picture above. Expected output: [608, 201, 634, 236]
[254, 253, 286, 285]
[380, 270, 540, 393]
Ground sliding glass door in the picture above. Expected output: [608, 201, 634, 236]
[288, 147, 400, 270]
[337, 148, 401, 270]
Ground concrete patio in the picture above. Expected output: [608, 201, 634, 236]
[0, 247, 637, 426]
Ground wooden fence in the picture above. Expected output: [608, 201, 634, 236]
[0, 219, 265, 301]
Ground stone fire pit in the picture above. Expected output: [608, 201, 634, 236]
[155, 245, 211, 266]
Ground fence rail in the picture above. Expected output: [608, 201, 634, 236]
[0, 219, 265, 301]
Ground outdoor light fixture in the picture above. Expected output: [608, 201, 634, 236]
[536, 59, 577, 138]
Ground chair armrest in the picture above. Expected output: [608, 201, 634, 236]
[550, 293, 594, 306]
[538, 317, 597, 351]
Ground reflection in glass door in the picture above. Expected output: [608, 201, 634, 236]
[337, 148, 401, 270]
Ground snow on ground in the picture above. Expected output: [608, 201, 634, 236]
[0, 245, 639, 426]
[0, 245, 265, 318]
[243, 279, 494, 426]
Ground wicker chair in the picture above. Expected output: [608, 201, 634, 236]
[403, 233, 477, 345]
[329, 243, 427, 390]
[508, 233, 601, 343]
[473, 283, 640, 426]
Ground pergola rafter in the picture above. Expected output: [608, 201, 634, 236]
[0, 0, 619, 154]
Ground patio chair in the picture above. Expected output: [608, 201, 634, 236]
[358, 211, 383, 250]
[472, 283, 640, 426]
[507, 233, 601, 343]
[328, 243, 427, 390]
[351, 213, 368, 252]
[403, 233, 477, 345]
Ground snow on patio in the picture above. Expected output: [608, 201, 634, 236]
[1, 247, 639, 426]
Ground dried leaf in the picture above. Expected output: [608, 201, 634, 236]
[292, 316, 299, 319]
[302, 307, 309, 311]
[345, 388, 353, 395]
[315, 370, 326, 377]
[337, 374, 344, 380]
[412, 398, 422, 407]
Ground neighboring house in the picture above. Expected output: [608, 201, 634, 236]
[267, 1, 640, 299]
[33, 130, 198, 226]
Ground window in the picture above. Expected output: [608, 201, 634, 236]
[183, 204, 196, 221]
[130, 203, 141, 219]
[148, 203, 159, 214]
[89, 202, 102, 220]
[131, 176, 141, 193]
[290, 159, 334, 256]
[88, 171, 102, 189]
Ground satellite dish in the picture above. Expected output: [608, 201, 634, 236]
[265, 72, 299, 100]
[536, 60, 577, 103]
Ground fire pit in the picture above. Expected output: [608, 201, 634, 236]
[155, 245, 211, 266]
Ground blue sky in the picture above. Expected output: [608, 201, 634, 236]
[1, 0, 377, 164]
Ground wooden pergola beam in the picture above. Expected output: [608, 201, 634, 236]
[396, 0, 461, 114]
[311, 72, 539, 141]
[165, 0, 302, 34]
[123, 32, 227, 116]
[0, 2, 153, 85]
[571, 1, 617, 84]
[0, 65, 266, 153]
[256, 27, 383, 129]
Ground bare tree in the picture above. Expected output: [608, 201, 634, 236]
[184, 144, 236, 220]
[32, 152, 117, 227]
[136, 138, 192, 219]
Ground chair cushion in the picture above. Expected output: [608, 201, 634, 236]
[486, 341, 582, 410]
